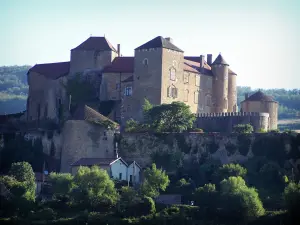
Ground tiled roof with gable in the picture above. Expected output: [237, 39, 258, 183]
[72, 37, 117, 52]
[184, 59, 213, 75]
[241, 90, 276, 102]
[212, 54, 229, 66]
[135, 36, 184, 53]
[72, 104, 118, 125]
[71, 157, 128, 167]
[28, 62, 70, 80]
[102, 57, 134, 73]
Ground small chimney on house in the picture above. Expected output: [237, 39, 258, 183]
[199, 55, 205, 73]
[207, 54, 212, 66]
[117, 44, 121, 57]
[245, 93, 249, 100]
[165, 37, 173, 44]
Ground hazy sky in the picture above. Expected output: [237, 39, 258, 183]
[1, 0, 299, 89]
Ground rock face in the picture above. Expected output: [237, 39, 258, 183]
[119, 132, 300, 173]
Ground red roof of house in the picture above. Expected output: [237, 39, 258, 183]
[72, 37, 117, 52]
[184, 59, 212, 75]
[28, 62, 70, 79]
[102, 57, 134, 73]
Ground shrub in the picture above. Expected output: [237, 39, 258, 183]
[233, 123, 254, 134]
[193, 183, 218, 214]
[220, 176, 265, 222]
[283, 182, 300, 220]
[217, 163, 247, 180]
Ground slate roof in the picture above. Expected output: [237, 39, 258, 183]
[72, 37, 117, 52]
[71, 157, 128, 167]
[28, 62, 70, 79]
[135, 36, 184, 52]
[212, 54, 229, 66]
[102, 57, 134, 73]
[241, 90, 276, 102]
[122, 76, 134, 83]
[72, 104, 118, 125]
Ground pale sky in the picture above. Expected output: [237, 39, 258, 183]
[1, 0, 299, 89]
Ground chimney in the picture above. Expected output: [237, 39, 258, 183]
[199, 55, 205, 73]
[165, 37, 173, 44]
[207, 54, 212, 66]
[117, 44, 120, 57]
[245, 93, 249, 100]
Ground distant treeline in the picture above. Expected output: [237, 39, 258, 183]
[0, 66, 299, 118]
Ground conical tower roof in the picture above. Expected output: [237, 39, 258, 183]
[212, 54, 229, 66]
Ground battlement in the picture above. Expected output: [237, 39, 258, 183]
[195, 111, 270, 132]
[195, 112, 269, 117]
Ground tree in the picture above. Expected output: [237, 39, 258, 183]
[233, 124, 253, 134]
[145, 101, 195, 132]
[193, 183, 218, 211]
[9, 161, 36, 201]
[217, 163, 247, 180]
[72, 166, 119, 207]
[140, 163, 170, 198]
[220, 176, 265, 222]
[49, 172, 74, 200]
[284, 182, 300, 220]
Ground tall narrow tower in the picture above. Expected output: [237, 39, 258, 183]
[211, 54, 229, 113]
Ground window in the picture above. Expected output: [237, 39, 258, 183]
[143, 58, 148, 66]
[130, 175, 133, 183]
[195, 74, 200, 87]
[167, 85, 178, 98]
[119, 173, 122, 180]
[184, 89, 189, 102]
[206, 95, 212, 106]
[194, 91, 199, 104]
[44, 103, 48, 118]
[183, 72, 189, 84]
[173, 60, 177, 67]
[170, 67, 176, 81]
[124, 86, 132, 96]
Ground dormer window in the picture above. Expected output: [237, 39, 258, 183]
[124, 86, 132, 96]
[170, 67, 176, 81]
[143, 58, 148, 66]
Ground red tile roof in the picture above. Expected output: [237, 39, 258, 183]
[102, 57, 134, 73]
[241, 90, 276, 102]
[28, 62, 70, 80]
[72, 37, 117, 52]
[184, 59, 212, 75]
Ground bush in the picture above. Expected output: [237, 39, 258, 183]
[233, 124, 254, 134]
[220, 176, 265, 222]
[193, 183, 218, 211]
[283, 182, 300, 220]
[217, 163, 247, 180]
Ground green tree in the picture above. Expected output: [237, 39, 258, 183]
[9, 161, 36, 201]
[49, 172, 74, 200]
[145, 101, 195, 132]
[284, 182, 300, 220]
[141, 163, 170, 198]
[193, 183, 218, 211]
[217, 163, 247, 180]
[233, 124, 254, 134]
[220, 176, 265, 222]
[72, 166, 119, 207]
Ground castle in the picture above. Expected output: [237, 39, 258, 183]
[26, 35, 278, 132]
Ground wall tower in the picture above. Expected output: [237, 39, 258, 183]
[211, 54, 229, 113]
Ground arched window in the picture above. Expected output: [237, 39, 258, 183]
[194, 91, 199, 104]
[184, 89, 189, 102]
[167, 85, 178, 98]
[143, 58, 148, 66]
[170, 67, 176, 81]
[183, 72, 189, 84]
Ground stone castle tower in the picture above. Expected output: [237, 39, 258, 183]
[211, 54, 237, 113]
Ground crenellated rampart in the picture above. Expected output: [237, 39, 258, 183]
[195, 112, 269, 132]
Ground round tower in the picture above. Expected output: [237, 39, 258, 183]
[228, 69, 237, 112]
[211, 54, 229, 113]
[241, 90, 278, 130]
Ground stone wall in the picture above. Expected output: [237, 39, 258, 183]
[118, 132, 300, 174]
[195, 112, 270, 132]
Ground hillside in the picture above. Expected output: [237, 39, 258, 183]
[0, 66, 300, 119]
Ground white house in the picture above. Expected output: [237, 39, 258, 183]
[127, 160, 142, 185]
[70, 157, 128, 181]
[70, 157, 142, 184]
